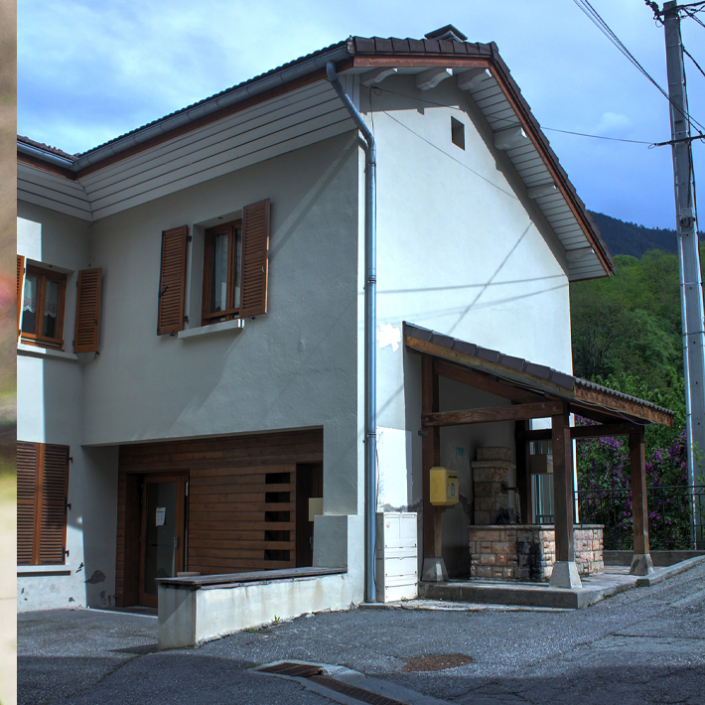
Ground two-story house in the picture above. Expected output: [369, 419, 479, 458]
[19, 27, 665, 642]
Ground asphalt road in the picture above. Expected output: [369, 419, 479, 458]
[18, 561, 705, 705]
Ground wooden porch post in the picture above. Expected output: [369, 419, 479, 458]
[549, 404, 581, 588]
[421, 355, 447, 581]
[629, 429, 654, 575]
[515, 420, 530, 524]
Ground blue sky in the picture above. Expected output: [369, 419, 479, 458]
[17, 0, 705, 230]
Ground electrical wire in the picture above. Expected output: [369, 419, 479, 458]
[683, 45, 705, 81]
[541, 127, 654, 145]
[373, 85, 660, 147]
[572, 0, 705, 134]
[685, 10, 705, 29]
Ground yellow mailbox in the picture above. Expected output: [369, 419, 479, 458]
[430, 467, 459, 506]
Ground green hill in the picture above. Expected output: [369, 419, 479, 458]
[588, 210, 704, 259]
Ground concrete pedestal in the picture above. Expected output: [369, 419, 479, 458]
[421, 557, 448, 582]
[548, 561, 582, 589]
[629, 553, 654, 576]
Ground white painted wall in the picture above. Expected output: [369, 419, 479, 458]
[17, 71, 581, 606]
[17, 205, 120, 610]
[360, 75, 574, 577]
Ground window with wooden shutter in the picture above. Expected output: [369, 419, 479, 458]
[17, 442, 70, 566]
[158, 226, 189, 335]
[19, 265, 67, 349]
[17, 255, 25, 342]
[241, 199, 270, 318]
[74, 268, 102, 353]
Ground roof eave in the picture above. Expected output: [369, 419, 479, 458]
[345, 47, 613, 278]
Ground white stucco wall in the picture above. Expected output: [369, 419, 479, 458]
[17, 206, 120, 610]
[360, 75, 574, 576]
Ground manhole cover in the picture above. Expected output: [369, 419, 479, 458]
[402, 654, 473, 672]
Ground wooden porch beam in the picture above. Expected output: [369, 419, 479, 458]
[422, 401, 563, 427]
[421, 356, 442, 563]
[574, 386, 672, 427]
[433, 359, 545, 404]
[517, 422, 644, 442]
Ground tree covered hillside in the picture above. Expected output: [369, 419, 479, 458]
[570, 247, 697, 451]
[588, 210, 703, 259]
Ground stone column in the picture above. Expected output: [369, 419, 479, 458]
[629, 429, 654, 575]
[549, 406, 581, 588]
[471, 447, 516, 524]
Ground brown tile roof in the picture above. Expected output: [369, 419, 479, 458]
[17, 135, 77, 161]
[403, 322, 674, 423]
[16, 30, 610, 272]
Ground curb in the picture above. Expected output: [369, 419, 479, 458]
[635, 554, 705, 587]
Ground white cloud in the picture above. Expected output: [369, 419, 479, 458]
[17, 0, 704, 228]
[594, 111, 634, 135]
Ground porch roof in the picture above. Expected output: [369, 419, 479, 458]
[403, 322, 674, 427]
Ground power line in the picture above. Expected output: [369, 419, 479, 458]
[373, 85, 667, 148]
[572, 0, 705, 134]
[683, 45, 705, 79]
[685, 10, 705, 28]
[541, 126, 654, 145]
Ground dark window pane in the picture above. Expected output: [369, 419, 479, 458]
[234, 227, 242, 309]
[43, 280, 60, 339]
[209, 231, 229, 313]
[21, 274, 38, 335]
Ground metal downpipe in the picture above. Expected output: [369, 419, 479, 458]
[326, 62, 377, 603]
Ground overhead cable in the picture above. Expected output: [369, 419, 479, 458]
[572, 0, 705, 133]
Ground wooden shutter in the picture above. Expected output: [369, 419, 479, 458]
[158, 226, 188, 335]
[240, 200, 270, 318]
[17, 442, 69, 565]
[39, 444, 70, 564]
[17, 255, 25, 342]
[74, 268, 102, 353]
[17, 442, 38, 565]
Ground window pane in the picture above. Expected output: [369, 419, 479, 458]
[209, 232, 229, 313]
[21, 274, 38, 334]
[234, 227, 242, 309]
[43, 280, 60, 339]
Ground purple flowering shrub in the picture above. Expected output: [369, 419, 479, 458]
[576, 417, 694, 550]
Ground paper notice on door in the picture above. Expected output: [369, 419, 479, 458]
[155, 507, 166, 526]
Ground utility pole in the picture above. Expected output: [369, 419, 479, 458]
[663, 1, 705, 548]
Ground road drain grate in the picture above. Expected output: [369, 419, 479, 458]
[258, 661, 323, 678]
[309, 675, 407, 705]
[258, 661, 408, 705]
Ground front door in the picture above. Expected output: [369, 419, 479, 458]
[138, 474, 187, 607]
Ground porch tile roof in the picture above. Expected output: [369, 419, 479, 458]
[403, 322, 674, 425]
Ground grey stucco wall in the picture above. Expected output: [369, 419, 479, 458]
[17, 204, 120, 610]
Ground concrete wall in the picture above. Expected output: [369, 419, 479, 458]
[361, 75, 574, 577]
[17, 205, 120, 610]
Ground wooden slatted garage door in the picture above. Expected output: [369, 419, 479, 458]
[115, 429, 323, 606]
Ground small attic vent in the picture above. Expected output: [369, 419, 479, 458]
[451, 117, 465, 150]
[425, 25, 468, 42]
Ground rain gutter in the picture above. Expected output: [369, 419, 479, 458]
[326, 61, 377, 603]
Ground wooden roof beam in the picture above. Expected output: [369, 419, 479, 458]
[433, 358, 546, 404]
[422, 400, 564, 427]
